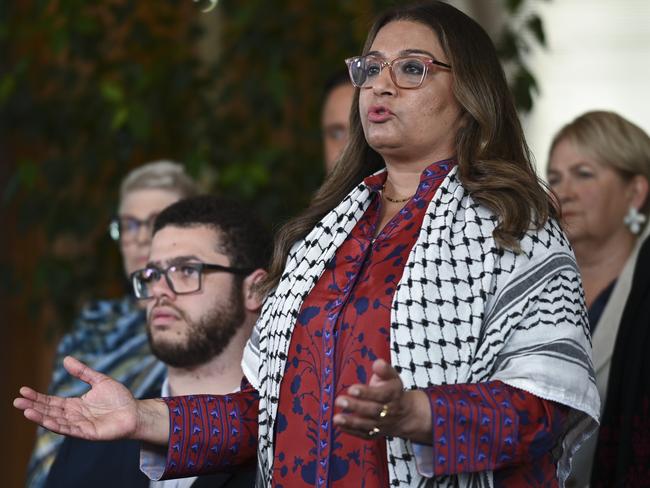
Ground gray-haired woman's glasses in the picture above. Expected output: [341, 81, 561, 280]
[108, 214, 158, 242]
[131, 262, 253, 299]
[345, 55, 451, 90]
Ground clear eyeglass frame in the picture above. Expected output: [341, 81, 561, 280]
[345, 54, 451, 90]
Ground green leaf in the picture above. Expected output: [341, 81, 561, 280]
[111, 107, 129, 130]
[512, 65, 539, 112]
[497, 28, 519, 60]
[126, 103, 151, 140]
[505, 0, 525, 14]
[100, 81, 124, 104]
[526, 14, 546, 46]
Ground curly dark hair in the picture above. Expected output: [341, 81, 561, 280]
[153, 195, 271, 272]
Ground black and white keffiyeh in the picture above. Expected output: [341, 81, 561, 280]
[242, 167, 600, 488]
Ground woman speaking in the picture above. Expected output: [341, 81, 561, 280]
[16, 2, 599, 487]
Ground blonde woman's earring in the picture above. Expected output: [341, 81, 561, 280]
[624, 206, 647, 234]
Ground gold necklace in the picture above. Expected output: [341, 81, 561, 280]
[381, 184, 413, 203]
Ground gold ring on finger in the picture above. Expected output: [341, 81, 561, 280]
[368, 426, 381, 437]
[379, 404, 389, 418]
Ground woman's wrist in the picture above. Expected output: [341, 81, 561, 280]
[399, 389, 433, 445]
[133, 398, 170, 445]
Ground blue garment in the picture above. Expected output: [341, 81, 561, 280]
[587, 280, 616, 334]
[26, 296, 166, 488]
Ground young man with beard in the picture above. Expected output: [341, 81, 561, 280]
[44, 195, 270, 488]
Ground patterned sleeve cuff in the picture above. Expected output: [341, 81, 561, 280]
[425, 381, 519, 476]
[157, 393, 257, 480]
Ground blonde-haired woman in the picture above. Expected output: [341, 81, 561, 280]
[547, 110, 650, 487]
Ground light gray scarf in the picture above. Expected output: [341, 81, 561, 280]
[243, 167, 600, 487]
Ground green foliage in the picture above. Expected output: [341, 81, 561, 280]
[497, 0, 549, 112]
[2, 0, 219, 331]
[205, 0, 397, 223]
[2, 0, 548, 335]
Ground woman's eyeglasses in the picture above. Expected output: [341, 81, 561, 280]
[345, 54, 451, 90]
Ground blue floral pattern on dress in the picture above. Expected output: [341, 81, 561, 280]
[273, 160, 454, 487]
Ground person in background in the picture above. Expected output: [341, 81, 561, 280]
[26, 160, 199, 488]
[44, 195, 269, 488]
[16, 3, 600, 487]
[321, 70, 355, 173]
[547, 110, 650, 487]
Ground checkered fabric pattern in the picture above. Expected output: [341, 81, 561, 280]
[243, 167, 600, 488]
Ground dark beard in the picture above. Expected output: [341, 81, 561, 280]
[147, 283, 245, 368]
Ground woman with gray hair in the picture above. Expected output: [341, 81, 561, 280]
[547, 111, 650, 487]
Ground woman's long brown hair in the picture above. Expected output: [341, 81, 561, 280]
[258, 1, 557, 296]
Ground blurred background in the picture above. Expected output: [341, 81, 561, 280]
[2, 0, 649, 486]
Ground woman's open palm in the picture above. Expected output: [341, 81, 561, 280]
[14, 356, 138, 441]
